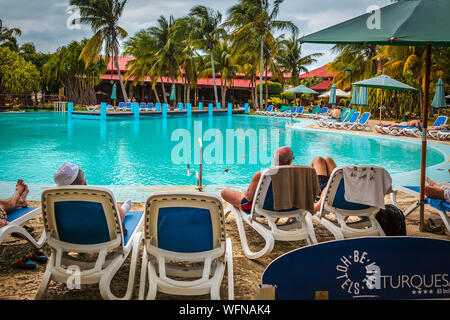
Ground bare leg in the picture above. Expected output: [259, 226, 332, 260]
[221, 189, 246, 208]
[425, 186, 445, 200]
[324, 157, 337, 176]
[310, 156, 328, 177]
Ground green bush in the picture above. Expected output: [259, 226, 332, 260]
[256, 82, 283, 98]
[281, 91, 295, 101]
[267, 97, 283, 107]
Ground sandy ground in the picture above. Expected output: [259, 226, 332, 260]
[0, 192, 448, 300]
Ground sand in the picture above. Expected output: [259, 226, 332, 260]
[0, 192, 448, 300]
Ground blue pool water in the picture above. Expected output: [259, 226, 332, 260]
[0, 113, 445, 186]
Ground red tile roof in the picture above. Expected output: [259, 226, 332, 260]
[299, 65, 335, 80]
[310, 79, 333, 91]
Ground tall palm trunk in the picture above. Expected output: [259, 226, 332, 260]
[259, 35, 264, 108]
[265, 66, 268, 108]
[114, 50, 128, 102]
[153, 85, 160, 103]
[160, 77, 167, 104]
[210, 50, 219, 105]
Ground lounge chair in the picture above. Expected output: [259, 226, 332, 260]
[140, 103, 147, 111]
[313, 107, 329, 119]
[147, 103, 154, 111]
[324, 109, 355, 128]
[256, 105, 273, 115]
[316, 108, 351, 127]
[329, 111, 361, 129]
[125, 102, 132, 112]
[117, 102, 125, 111]
[302, 106, 321, 118]
[106, 105, 114, 112]
[226, 166, 320, 260]
[391, 185, 449, 233]
[0, 207, 46, 248]
[437, 130, 450, 140]
[280, 106, 298, 117]
[313, 166, 388, 240]
[347, 112, 371, 131]
[35, 186, 144, 300]
[138, 192, 234, 300]
[293, 106, 304, 117]
[400, 116, 447, 137]
[87, 105, 100, 111]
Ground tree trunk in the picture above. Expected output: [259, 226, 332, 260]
[210, 50, 219, 105]
[259, 35, 264, 110]
[153, 86, 160, 103]
[160, 77, 167, 104]
[114, 52, 128, 102]
[265, 66, 268, 109]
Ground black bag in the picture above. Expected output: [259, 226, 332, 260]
[375, 204, 406, 236]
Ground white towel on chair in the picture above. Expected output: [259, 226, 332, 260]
[342, 165, 392, 209]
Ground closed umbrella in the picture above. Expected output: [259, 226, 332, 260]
[300, 0, 450, 232]
[329, 84, 337, 105]
[352, 75, 417, 122]
[111, 83, 117, 107]
[431, 78, 446, 115]
[359, 86, 368, 107]
[170, 85, 176, 108]
[350, 85, 360, 106]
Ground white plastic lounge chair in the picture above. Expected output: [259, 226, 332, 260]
[333, 111, 360, 129]
[106, 105, 114, 112]
[317, 109, 352, 128]
[125, 102, 132, 111]
[313, 167, 387, 240]
[256, 105, 273, 115]
[312, 107, 329, 120]
[293, 106, 304, 117]
[147, 103, 154, 111]
[87, 105, 100, 111]
[35, 186, 144, 300]
[0, 207, 46, 248]
[262, 105, 274, 115]
[140, 103, 147, 111]
[401, 116, 447, 137]
[138, 192, 233, 300]
[280, 106, 298, 117]
[117, 102, 125, 111]
[347, 112, 371, 131]
[302, 106, 321, 118]
[391, 185, 450, 233]
[438, 130, 450, 140]
[226, 166, 320, 260]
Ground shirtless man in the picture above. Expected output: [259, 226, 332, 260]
[0, 180, 30, 228]
[379, 119, 422, 129]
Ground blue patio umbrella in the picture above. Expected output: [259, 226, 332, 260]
[431, 78, 446, 114]
[329, 84, 337, 105]
[350, 85, 360, 106]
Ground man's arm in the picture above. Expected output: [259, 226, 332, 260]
[244, 171, 262, 202]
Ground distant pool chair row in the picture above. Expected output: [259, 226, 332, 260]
[375, 116, 448, 139]
[31, 187, 233, 301]
[116, 102, 155, 112]
[258, 105, 308, 118]
[316, 110, 371, 131]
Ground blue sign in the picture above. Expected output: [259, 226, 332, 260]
[262, 237, 450, 300]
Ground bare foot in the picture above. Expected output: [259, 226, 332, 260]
[425, 177, 437, 187]
[16, 185, 29, 208]
[0, 219, 8, 228]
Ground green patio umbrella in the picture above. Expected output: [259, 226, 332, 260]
[111, 83, 117, 107]
[431, 78, 446, 115]
[169, 84, 176, 108]
[286, 85, 318, 106]
[358, 86, 368, 107]
[300, 0, 450, 232]
[350, 85, 360, 106]
[352, 75, 417, 122]
[329, 84, 337, 105]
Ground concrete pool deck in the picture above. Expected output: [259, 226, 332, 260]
[0, 116, 448, 202]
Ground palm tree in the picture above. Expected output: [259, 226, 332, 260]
[276, 31, 323, 87]
[188, 6, 226, 105]
[70, 0, 129, 102]
[0, 19, 22, 51]
[227, 0, 297, 109]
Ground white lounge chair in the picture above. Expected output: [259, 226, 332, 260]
[391, 185, 450, 233]
[313, 166, 388, 240]
[35, 186, 144, 300]
[256, 105, 273, 115]
[333, 111, 360, 129]
[138, 192, 234, 300]
[347, 112, 371, 131]
[401, 116, 447, 137]
[225, 166, 320, 260]
[0, 207, 46, 248]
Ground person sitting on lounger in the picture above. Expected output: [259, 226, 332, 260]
[309, 156, 338, 213]
[323, 107, 341, 119]
[220, 146, 294, 213]
[0, 180, 30, 228]
[54, 162, 131, 223]
[425, 177, 450, 203]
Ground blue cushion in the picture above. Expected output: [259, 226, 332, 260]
[123, 211, 143, 246]
[262, 182, 297, 212]
[332, 180, 371, 210]
[157, 207, 213, 253]
[427, 198, 450, 212]
[6, 207, 38, 223]
[54, 201, 110, 245]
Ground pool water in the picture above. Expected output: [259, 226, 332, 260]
[0, 113, 445, 186]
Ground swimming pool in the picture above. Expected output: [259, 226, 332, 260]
[0, 112, 446, 187]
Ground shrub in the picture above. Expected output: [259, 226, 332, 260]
[281, 91, 295, 101]
[256, 82, 283, 98]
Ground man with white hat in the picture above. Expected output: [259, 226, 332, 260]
[54, 162, 131, 224]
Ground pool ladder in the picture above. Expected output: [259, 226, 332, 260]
[187, 138, 203, 192]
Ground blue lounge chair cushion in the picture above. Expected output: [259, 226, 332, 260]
[157, 207, 213, 253]
[54, 201, 110, 245]
[6, 207, 38, 223]
[404, 186, 449, 212]
[262, 182, 297, 212]
[123, 211, 144, 246]
[332, 180, 371, 210]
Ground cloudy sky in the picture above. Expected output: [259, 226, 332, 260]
[1, 0, 392, 69]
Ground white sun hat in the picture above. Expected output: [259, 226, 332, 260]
[54, 162, 80, 186]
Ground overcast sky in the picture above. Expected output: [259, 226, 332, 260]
[0, 0, 392, 70]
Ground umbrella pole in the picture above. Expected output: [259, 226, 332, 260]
[419, 43, 432, 232]
[379, 88, 384, 122]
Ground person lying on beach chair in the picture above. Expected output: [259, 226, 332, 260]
[425, 177, 450, 203]
[0, 180, 30, 228]
[54, 162, 131, 224]
[428, 124, 449, 131]
[220, 146, 294, 212]
[381, 119, 422, 129]
[310, 156, 337, 213]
